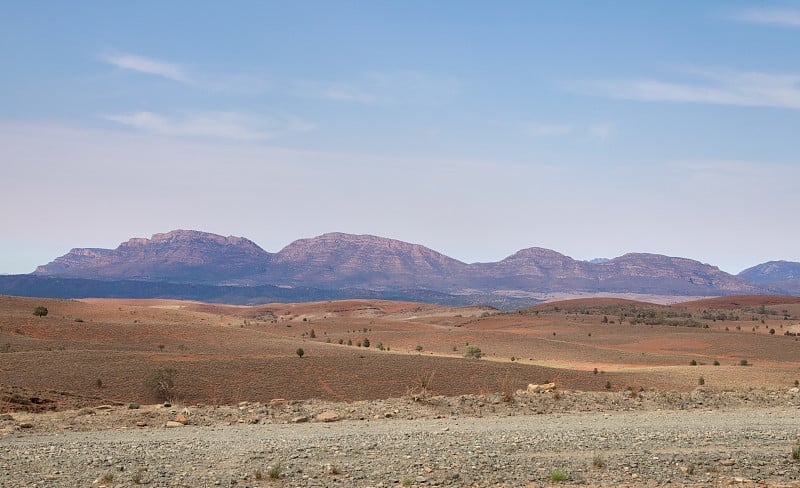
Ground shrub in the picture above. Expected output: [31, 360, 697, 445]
[698, 376, 705, 386]
[689, 359, 697, 366]
[793, 444, 800, 461]
[33, 306, 48, 317]
[415, 345, 423, 352]
[362, 338, 370, 348]
[296, 348, 304, 358]
[713, 360, 720, 366]
[268, 463, 281, 479]
[309, 329, 315, 338]
[740, 359, 749, 366]
[605, 381, 611, 390]
[549, 469, 568, 482]
[143, 367, 176, 401]
[592, 453, 605, 468]
[463, 344, 482, 359]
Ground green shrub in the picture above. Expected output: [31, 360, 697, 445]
[549, 469, 568, 482]
[33, 306, 48, 317]
[296, 348, 304, 358]
[463, 344, 482, 359]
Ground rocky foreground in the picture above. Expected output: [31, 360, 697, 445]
[2, 388, 800, 487]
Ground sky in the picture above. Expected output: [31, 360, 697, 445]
[2, 1, 800, 275]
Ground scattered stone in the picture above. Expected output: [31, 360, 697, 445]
[163, 402, 171, 408]
[526, 383, 556, 394]
[18, 422, 33, 429]
[128, 403, 140, 409]
[165, 421, 184, 428]
[291, 416, 309, 423]
[0, 414, 14, 421]
[316, 411, 340, 423]
[721, 459, 735, 466]
[175, 414, 188, 425]
[94, 405, 114, 410]
[135, 421, 147, 427]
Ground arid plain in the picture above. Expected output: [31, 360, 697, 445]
[3, 294, 800, 410]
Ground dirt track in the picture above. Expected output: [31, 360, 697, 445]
[2, 403, 800, 487]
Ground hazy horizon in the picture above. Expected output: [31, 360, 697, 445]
[3, 2, 799, 275]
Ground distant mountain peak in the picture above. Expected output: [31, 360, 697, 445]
[35, 230, 271, 283]
[32, 229, 770, 297]
[739, 260, 800, 284]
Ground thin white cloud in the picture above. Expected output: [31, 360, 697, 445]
[103, 111, 314, 140]
[588, 123, 614, 141]
[99, 52, 190, 83]
[572, 69, 800, 109]
[319, 86, 378, 103]
[526, 123, 573, 137]
[298, 71, 459, 105]
[732, 8, 800, 28]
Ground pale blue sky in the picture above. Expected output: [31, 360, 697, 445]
[2, 2, 800, 275]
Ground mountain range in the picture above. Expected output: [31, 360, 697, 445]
[1, 229, 797, 308]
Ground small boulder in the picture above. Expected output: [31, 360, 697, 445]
[127, 403, 140, 409]
[291, 416, 309, 423]
[316, 411, 340, 423]
[526, 383, 556, 394]
[165, 421, 184, 428]
[175, 414, 188, 425]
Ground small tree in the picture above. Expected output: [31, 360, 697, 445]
[463, 344, 483, 359]
[363, 338, 370, 348]
[296, 348, 304, 358]
[143, 367, 176, 401]
[33, 306, 48, 317]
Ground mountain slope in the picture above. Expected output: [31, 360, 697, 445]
[738, 261, 800, 295]
[271, 232, 469, 289]
[31, 229, 771, 298]
[738, 261, 800, 284]
[35, 230, 273, 284]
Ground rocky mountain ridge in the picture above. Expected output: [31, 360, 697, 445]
[31, 230, 779, 298]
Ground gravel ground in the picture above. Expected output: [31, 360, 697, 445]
[2, 391, 800, 487]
